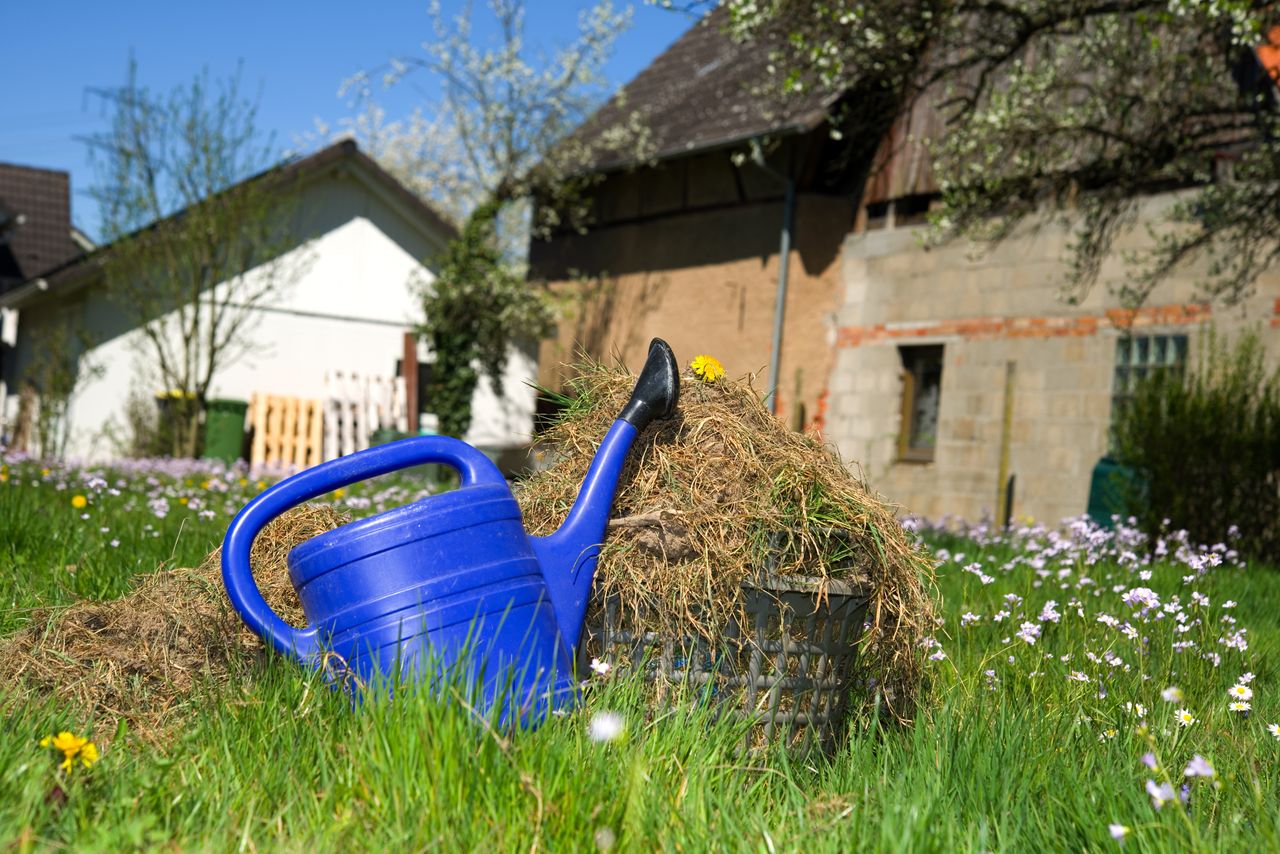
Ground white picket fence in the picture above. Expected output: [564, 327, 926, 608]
[322, 371, 408, 461]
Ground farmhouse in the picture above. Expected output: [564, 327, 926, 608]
[0, 140, 538, 464]
[532, 9, 1280, 525]
[532, 6, 860, 435]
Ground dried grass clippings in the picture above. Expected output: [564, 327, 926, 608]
[517, 360, 937, 725]
[0, 505, 339, 743]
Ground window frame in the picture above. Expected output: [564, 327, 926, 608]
[1111, 333, 1189, 419]
[897, 344, 945, 463]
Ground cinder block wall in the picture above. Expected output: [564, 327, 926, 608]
[825, 192, 1280, 524]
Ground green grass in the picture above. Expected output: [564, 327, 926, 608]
[3, 456, 1280, 851]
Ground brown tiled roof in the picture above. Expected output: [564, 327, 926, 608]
[575, 7, 841, 171]
[0, 164, 82, 292]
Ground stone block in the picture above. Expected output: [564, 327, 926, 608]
[1043, 364, 1092, 392]
[830, 369, 856, 395]
[1047, 393, 1083, 419]
[1046, 445, 1080, 474]
[836, 391, 864, 418]
[1020, 369, 1048, 391]
[949, 415, 976, 441]
[961, 392, 997, 418]
[945, 442, 994, 471]
[1083, 392, 1113, 420]
[1017, 392, 1047, 419]
[854, 370, 881, 393]
[1063, 338, 1087, 363]
[977, 419, 1005, 443]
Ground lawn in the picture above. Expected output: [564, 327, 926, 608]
[2, 453, 1278, 851]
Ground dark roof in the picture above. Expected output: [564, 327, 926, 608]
[0, 163, 81, 292]
[574, 7, 841, 171]
[1, 140, 456, 308]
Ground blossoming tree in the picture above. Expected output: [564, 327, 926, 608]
[332, 0, 652, 438]
[669, 0, 1280, 308]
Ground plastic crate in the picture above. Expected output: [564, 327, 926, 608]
[581, 572, 872, 753]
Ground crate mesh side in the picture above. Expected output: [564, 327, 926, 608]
[581, 578, 869, 753]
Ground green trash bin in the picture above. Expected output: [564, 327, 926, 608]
[1086, 455, 1145, 529]
[203, 398, 249, 464]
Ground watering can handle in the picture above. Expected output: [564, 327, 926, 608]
[220, 436, 507, 664]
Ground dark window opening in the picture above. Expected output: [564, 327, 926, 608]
[893, 193, 939, 226]
[534, 391, 569, 435]
[861, 194, 940, 231]
[864, 200, 890, 231]
[898, 345, 944, 462]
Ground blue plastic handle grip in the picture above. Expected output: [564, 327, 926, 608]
[220, 436, 508, 664]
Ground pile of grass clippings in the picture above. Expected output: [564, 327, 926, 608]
[517, 362, 936, 722]
[0, 505, 336, 743]
[0, 363, 935, 737]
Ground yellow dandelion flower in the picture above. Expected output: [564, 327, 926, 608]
[238, 478, 248, 487]
[50, 731, 86, 754]
[70, 494, 87, 509]
[0, 472, 8, 483]
[78, 742, 99, 768]
[333, 488, 346, 499]
[200, 480, 210, 490]
[41, 468, 50, 477]
[40, 730, 98, 773]
[179, 496, 189, 506]
[690, 354, 725, 383]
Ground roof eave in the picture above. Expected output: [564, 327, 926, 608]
[584, 101, 835, 176]
[0, 276, 52, 309]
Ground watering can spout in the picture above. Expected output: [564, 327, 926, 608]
[533, 338, 680, 649]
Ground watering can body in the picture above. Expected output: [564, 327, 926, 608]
[221, 339, 679, 722]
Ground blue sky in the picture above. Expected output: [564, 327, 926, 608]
[2, 1, 697, 240]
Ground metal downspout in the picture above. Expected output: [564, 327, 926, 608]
[764, 176, 796, 415]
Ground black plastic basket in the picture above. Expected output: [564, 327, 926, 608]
[581, 572, 872, 753]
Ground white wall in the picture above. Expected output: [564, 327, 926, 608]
[0, 307, 17, 437]
[0, 308, 15, 348]
[12, 166, 537, 461]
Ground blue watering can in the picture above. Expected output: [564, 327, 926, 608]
[221, 338, 679, 721]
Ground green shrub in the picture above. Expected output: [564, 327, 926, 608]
[1112, 327, 1280, 563]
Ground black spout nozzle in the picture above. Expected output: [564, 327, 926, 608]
[618, 338, 679, 431]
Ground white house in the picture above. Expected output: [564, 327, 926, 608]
[0, 141, 538, 465]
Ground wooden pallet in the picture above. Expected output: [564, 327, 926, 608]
[249, 393, 325, 471]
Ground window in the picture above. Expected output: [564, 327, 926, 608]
[898, 345, 944, 462]
[1112, 334, 1188, 416]
[860, 193, 941, 231]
